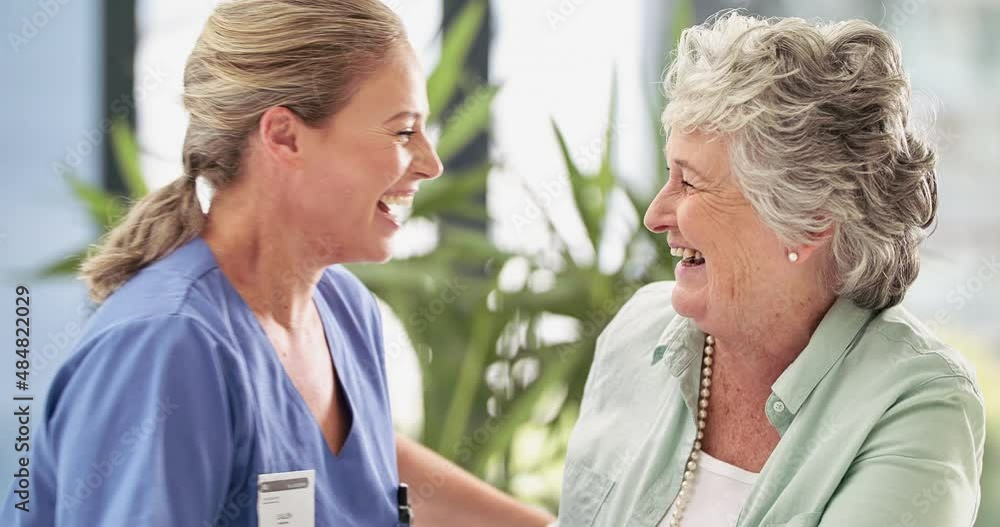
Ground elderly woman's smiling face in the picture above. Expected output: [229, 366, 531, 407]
[644, 130, 800, 333]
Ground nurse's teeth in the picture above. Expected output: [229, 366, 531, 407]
[381, 194, 414, 206]
[683, 248, 695, 259]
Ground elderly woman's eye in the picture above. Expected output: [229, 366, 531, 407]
[681, 179, 696, 190]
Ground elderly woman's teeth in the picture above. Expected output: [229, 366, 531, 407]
[670, 247, 705, 263]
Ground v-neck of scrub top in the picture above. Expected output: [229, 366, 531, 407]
[197, 238, 401, 525]
[221, 269, 359, 464]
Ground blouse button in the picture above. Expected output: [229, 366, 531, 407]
[773, 401, 786, 413]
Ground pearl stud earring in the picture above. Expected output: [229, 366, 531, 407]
[788, 251, 799, 262]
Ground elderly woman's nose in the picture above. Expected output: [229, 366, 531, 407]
[644, 186, 676, 233]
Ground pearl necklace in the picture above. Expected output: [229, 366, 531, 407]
[667, 333, 715, 526]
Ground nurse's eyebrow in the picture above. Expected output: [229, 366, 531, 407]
[383, 111, 423, 124]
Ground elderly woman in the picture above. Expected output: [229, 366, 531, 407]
[0, 1, 554, 526]
[557, 13, 984, 527]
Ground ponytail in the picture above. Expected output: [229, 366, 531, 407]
[80, 176, 204, 304]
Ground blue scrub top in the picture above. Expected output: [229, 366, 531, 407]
[2, 237, 402, 526]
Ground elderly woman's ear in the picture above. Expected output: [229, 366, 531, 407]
[788, 222, 836, 263]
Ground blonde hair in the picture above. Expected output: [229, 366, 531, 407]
[81, 0, 406, 304]
[662, 11, 937, 310]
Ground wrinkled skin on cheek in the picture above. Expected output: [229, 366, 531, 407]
[648, 131, 793, 338]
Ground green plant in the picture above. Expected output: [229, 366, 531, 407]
[43, 118, 147, 276]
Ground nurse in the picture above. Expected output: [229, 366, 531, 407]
[1, 0, 554, 525]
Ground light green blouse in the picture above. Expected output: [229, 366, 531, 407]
[557, 281, 985, 527]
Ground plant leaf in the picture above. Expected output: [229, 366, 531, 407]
[438, 224, 507, 262]
[435, 84, 500, 163]
[436, 307, 502, 458]
[551, 120, 601, 249]
[110, 118, 148, 199]
[411, 163, 490, 219]
[427, 0, 488, 120]
[516, 174, 575, 257]
[62, 172, 125, 230]
[38, 246, 88, 277]
[595, 72, 618, 196]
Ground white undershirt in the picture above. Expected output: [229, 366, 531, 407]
[657, 451, 759, 527]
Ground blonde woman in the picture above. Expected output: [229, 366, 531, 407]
[557, 12, 985, 527]
[0, 1, 553, 526]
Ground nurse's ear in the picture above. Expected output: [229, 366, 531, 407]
[256, 106, 308, 168]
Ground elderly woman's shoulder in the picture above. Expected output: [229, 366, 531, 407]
[860, 303, 982, 397]
[837, 304, 987, 468]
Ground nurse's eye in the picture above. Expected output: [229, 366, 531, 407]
[397, 130, 416, 143]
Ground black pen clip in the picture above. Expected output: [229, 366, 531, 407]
[397, 483, 413, 525]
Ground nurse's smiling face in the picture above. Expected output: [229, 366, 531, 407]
[643, 131, 792, 336]
[266, 44, 443, 263]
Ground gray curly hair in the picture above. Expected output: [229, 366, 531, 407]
[662, 11, 938, 310]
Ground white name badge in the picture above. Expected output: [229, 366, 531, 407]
[257, 469, 316, 527]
